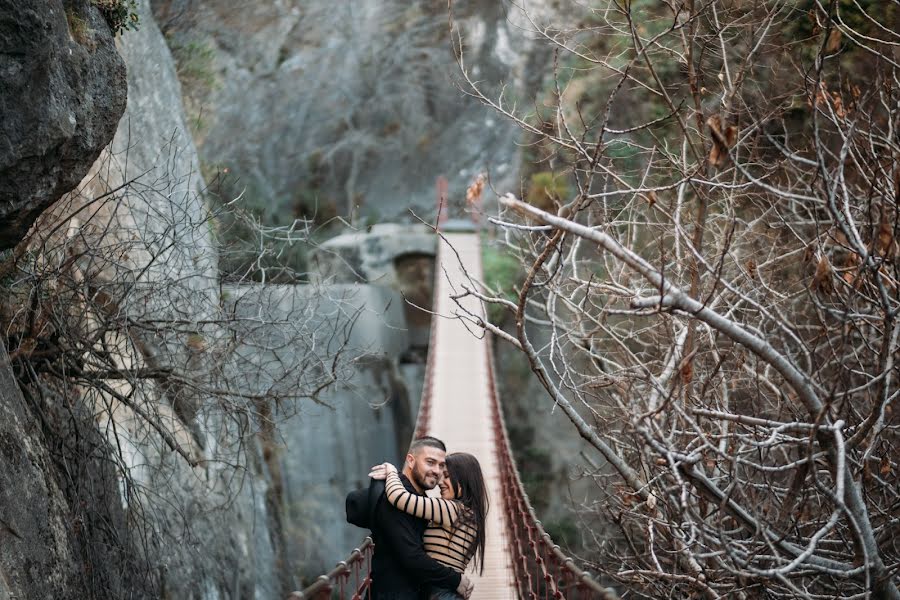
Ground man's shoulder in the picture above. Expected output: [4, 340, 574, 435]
[375, 474, 424, 524]
[346, 478, 385, 530]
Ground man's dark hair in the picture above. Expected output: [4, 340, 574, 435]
[408, 436, 446, 454]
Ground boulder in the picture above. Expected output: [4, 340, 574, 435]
[0, 0, 127, 250]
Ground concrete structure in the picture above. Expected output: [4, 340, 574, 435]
[310, 223, 437, 349]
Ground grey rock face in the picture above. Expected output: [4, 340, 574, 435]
[310, 224, 436, 286]
[311, 224, 438, 347]
[0, 345, 152, 600]
[1, 1, 497, 597]
[152, 0, 545, 222]
[0, 348, 79, 599]
[0, 0, 126, 250]
[81, 0, 219, 339]
[8, 2, 425, 596]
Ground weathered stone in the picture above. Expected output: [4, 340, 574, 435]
[151, 0, 546, 221]
[0, 0, 126, 250]
[310, 223, 437, 286]
[0, 345, 152, 600]
[0, 348, 78, 599]
[311, 224, 438, 347]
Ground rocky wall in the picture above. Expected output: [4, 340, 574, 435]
[151, 0, 550, 222]
[0, 0, 126, 250]
[224, 283, 416, 581]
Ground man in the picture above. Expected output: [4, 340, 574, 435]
[369, 436, 474, 600]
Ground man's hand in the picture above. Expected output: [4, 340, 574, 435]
[368, 462, 398, 480]
[456, 574, 474, 599]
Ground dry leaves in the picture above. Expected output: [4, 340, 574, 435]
[825, 28, 842, 53]
[811, 254, 834, 294]
[466, 173, 486, 206]
[707, 115, 737, 167]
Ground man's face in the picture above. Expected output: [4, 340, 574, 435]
[406, 446, 446, 491]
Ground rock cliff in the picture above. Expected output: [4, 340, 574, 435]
[0, 1, 427, 598]
[152, 0, 548, 222]
[0, 0, 126, 250]
[0, 0, 576, 597]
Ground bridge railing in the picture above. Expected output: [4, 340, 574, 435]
[484, 332, 620, 600]
[287, 538, 373, 600]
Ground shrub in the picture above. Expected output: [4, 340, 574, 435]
[92, 0, 139, 36]
[481, 243, 522, 326]
[172, 39, 217, 94]
[65, 9, 94, 48]
[526, 171, 569, 212]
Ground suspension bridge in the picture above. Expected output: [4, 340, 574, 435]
[289, 226, 619, 600]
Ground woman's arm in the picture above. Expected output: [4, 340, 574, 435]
[376, 465, 461, 525]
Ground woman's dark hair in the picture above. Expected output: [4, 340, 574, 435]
[446, 452, 488, 574]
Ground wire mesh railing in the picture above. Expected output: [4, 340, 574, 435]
[484, 331, 620, 600]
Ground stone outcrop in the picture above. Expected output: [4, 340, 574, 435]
[0, 0, 553, 597]
[0, 0, 126, 250]
[311, 224, 436, 286]
[1, 1, 427, 597]
[0, 343, 153, 600]
[0, 346, 80, 599]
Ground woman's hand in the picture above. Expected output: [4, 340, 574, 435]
[368, 462, 398, 480]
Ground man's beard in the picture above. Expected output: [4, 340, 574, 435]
[411, 465, 436, 491]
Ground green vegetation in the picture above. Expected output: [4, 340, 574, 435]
[65, 9, 93, 48]
[165, 36, 218, 136]
[201, 164, 346, 283]
[172, 39, 218, 95]
[291, 152, 339, 225]
[544, 517, 579, 550]
[526, 171, 570, 212]
[509, 427, 555, 512]
[481, 242, 522, 326]
[91, 0, 139, 36]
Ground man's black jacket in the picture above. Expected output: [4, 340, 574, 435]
[368, 473, 461, 599]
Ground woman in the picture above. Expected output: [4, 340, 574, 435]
[369, 452, 488, 600]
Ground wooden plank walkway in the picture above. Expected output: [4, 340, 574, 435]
[426, 232, 516, 599]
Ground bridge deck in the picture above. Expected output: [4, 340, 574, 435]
[426, 232, 516, 599]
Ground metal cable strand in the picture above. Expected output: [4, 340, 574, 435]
[484, 331, 620, 600]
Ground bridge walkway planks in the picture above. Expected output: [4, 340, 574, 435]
[425, 231, 516, 600]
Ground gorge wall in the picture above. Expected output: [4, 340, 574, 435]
[150, 0, 550, 222]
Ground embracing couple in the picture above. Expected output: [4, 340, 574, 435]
[348, 436, 488, 600]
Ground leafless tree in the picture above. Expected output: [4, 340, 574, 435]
[448, 0, 900, 597]
[0, 142, 359, 595]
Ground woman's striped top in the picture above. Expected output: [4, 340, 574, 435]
[385, 471, 477, 573]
